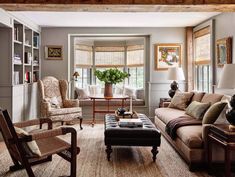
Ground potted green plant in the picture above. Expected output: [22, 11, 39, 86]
[94, 68, 129, 97]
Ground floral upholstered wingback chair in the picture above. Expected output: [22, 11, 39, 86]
[38, 76, 82, 129]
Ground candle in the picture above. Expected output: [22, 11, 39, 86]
[130, 96, 133, 113]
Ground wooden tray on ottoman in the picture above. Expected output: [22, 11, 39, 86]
[115, 111, 138, 121]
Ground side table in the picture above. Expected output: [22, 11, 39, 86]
[159, 98, 171, 108]
[208, 124, 235, 177]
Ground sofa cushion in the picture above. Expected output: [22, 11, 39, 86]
[202, 101, 227, 124]
[49, 107, 82, 116]
[185, 101, 211, 120]
[201, 93, 223, 105]
[155, 107, 187, 124]
[176, 125, 203, 148]
[191, 92, 205, 102]
[168, 91, 194, 110]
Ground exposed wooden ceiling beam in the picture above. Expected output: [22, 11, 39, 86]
[1, 4, 235, 12]
[1, 0, 235, 4]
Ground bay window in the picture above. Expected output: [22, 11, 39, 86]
[74, 42, 145, 89]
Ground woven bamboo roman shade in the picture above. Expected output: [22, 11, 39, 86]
[194, 26, 211, 65]
[74, 44, 93, 68]
[127, 45, 144, 67]
[95, 46, 125, 67]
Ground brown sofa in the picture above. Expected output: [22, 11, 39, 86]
[154, 92, 231, 171]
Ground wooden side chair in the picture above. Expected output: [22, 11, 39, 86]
[0, 109, 79, 177]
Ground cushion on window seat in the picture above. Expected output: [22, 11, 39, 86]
[79, 99, 145, 107]
[48, 107, 82, 116]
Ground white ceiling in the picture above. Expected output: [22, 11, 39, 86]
[10, 12, 220, 27]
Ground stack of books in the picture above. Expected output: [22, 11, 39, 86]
[13, 72, 20, 85]
[13, 54, 22, 64]
[119, 119, 143, 128]
[25, 72, 32, 83]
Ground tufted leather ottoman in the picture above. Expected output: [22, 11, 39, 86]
[104, 114, 161, 161]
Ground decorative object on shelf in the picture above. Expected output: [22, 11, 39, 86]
[217, 64, 235, 130]
[45, 45, 63, 60]
[14, 26, 19, 41]
[154, 43, 182, 70]
[216, 37, 232, 67]
[33, 35, 39, 48]
[167, 67, 185, 98]
[24, 52, 32, 64]
[94, 68, 129, 97]
[73, 71, 80, 81]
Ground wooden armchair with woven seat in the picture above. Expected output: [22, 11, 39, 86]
[38, 76, 83, 129]
[0, 109, 79, 177]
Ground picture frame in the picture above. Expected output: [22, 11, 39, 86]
[45, 45, 63, 60]
[216, 37, 232, 67]
[154, 43, 182, 70]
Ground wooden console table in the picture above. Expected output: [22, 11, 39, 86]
[208, 124, 235, 177]
[89, 95, 129, 126]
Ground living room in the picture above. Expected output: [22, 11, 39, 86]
[0, 1, 235, 177]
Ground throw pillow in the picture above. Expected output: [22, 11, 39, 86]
[168, 91, 194, 110]
[123, 87, 137, 99]
[50, 97, 61, 108]
[14, 126, 41, 157]
[202, 101, 227, 124]
[136, 88, 145, 100]
[88, 85, 101, 95]
[75, 87, 89, 99]
[114, 85, 124, 95]
[186, 101, 211, 120]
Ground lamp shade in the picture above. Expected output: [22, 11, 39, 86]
[217, 64, 235, 89]
[167, 67, 185, 81]
[73, 71, 80, 77]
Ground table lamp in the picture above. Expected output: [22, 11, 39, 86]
[217, 64, 235, 130]
[167, 67, 185, 98]
[73, 71, 80, 81]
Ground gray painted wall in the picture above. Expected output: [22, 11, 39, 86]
[213, 13, 235, 95]
[41, 27, 186, 117]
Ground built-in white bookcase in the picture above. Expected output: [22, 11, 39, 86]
[0, 12, 41, 123]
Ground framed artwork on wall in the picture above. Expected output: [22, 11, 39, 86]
[216, 37, 232, 67]
[154, 43, 182, 70]
[45, 45, 63, 60]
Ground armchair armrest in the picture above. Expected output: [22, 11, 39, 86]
[14, 118, 52, 130]
[63, 99, 80, 108]
[19, 127, 76, 142]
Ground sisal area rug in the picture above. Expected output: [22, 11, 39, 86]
[0, 124, 212, 177]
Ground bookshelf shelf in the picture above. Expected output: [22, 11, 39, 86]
[24, 44, 32, 48]
[14, 40, 23, 45]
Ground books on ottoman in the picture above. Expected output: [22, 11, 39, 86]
[119, 118, 143, 128]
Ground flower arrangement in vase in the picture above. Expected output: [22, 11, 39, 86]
[94, 68, 129, 97]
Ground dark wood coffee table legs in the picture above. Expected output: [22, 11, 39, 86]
[105, 145, 158, 162]
[106, 145, 112, 161]
[79, 118, 83, 130]
[151, 146, 158, 162]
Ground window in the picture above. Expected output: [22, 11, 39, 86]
[127, 45, 144, 88]
[74, 45, 92, 88]
[74, 42, 145, 89]
[194, 27, 212, 93]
